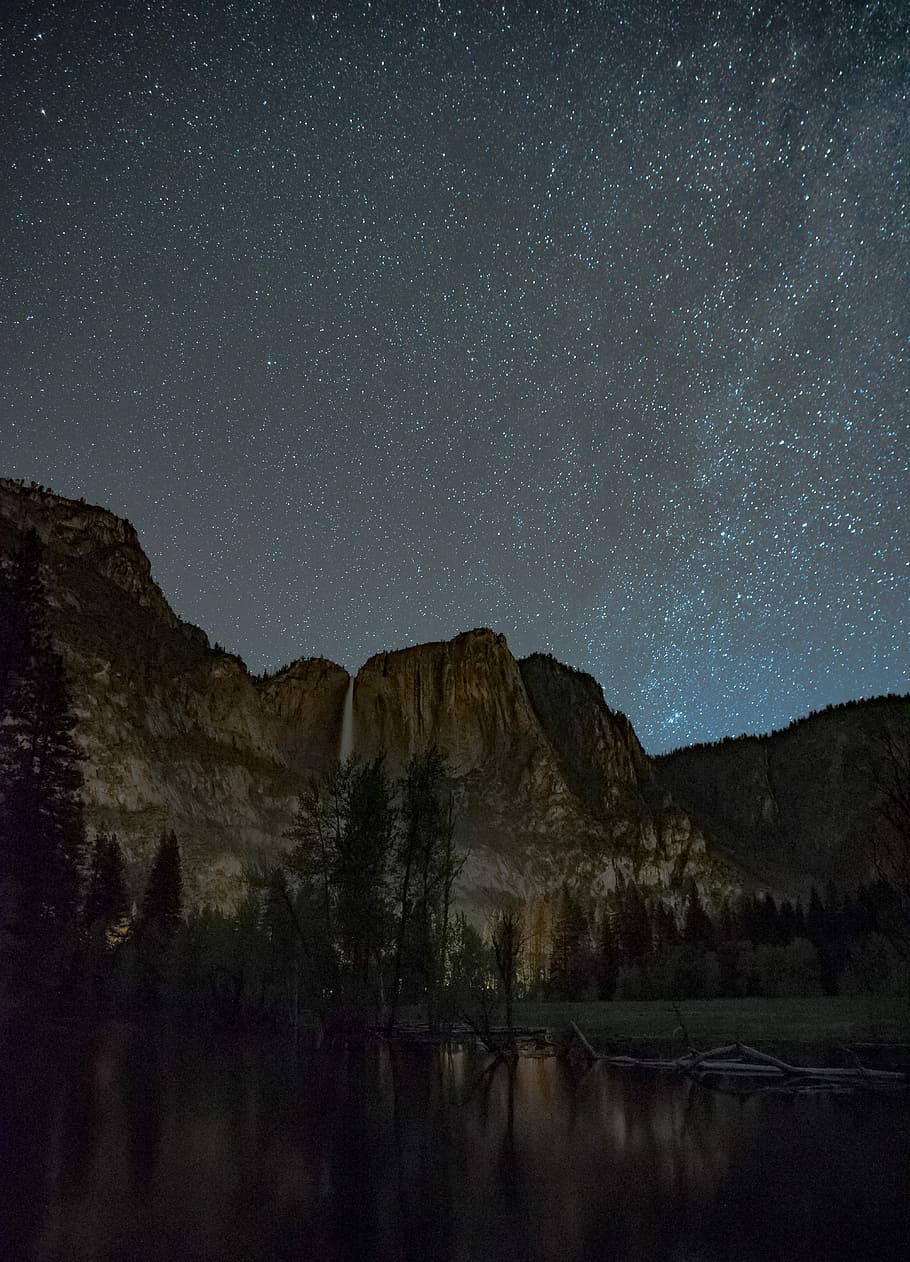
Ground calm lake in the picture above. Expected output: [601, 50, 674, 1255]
[2, 1020, 908, 1261]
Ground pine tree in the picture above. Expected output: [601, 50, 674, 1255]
[759, 892, 781, 944]
[653, 900, 681, 952]
[793, 895, 807, 940]
[83, 832, 130, 1001]
[616, 882, 652, 962]
[778, 897, 797, 945]
[549, 883, 591, 999]
[288, 757, 396, 1021]
[806, 886, 827, 946]
[388, 749, 459, 1031]
[133, 831, 183, 1009]
[683, 884, 714, 947]
[596, 906, 619, 999]
[84, 833, 130, 934]
[0, 530, 85, 985]
[140, 831, 183, 932]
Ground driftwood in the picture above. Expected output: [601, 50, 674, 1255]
[566, 1027, 908, 1093]
[376, 1019, 908, 1092]
[379, 1020, 552, 1055]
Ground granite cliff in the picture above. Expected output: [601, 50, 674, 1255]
[3, 477, 897, 910]
[0, 479, 348, 901]
[656, 695, 910, 888]
[0, 479, 719, 907]
[350, 631, 713, 906]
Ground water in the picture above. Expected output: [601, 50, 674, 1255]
[2, 1020, 908, 1262]
[339, 675, 354, 762]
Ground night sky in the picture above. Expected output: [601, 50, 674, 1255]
[2, 1, 907, 752]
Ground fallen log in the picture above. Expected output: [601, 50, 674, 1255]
[564, 1029, 908, 1091]
[570, 1021, 600, 1061]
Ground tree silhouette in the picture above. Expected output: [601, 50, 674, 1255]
[0, 530, 85, 987]
[491, 902, 523, 1049]
[84, 832, 130, 999]
[549, 884, 592, 1000]
[288, 757, 395, 1022]
[84, 832, 130, 934]
[388, 749, 460, 1032]
[140, 831, 183, 931]
[133, 831, 183, 1008]
[683, 884, 714, 947]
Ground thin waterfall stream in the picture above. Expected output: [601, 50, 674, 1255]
[339, 674, 354, 762]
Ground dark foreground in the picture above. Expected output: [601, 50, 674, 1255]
[2, 1018, 909, 1262]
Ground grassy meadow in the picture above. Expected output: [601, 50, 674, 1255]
[514, 995, 910, 1049]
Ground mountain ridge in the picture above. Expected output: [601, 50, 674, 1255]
[2, 477, 903, 909]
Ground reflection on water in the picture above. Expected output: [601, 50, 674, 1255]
[2, 1020, 908, 1261]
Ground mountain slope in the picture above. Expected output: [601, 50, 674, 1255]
[5, 477, 896, 908]
[656, 697, 910, 887]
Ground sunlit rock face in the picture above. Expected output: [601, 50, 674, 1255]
[0, 479, 731, 909]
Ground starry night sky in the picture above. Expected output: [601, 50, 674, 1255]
[2, 0, 907, 752]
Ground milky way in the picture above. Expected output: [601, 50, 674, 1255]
[3, 1, 907, 751]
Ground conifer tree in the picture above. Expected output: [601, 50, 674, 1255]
[615, 881, 652, 962]
[596, 906, 619, 999]
[806, 886, 827, 947]
[388, 749, 459, 1032]
[83, 832, 130, 1000]
[133, 831, 183, 1008]
[653, 900, 681, 952]
[140, 831, 183, 932]
[0, 530, 85, 985]
[683, 884, 713, 947]
[759, 892, 781, 944]
[288, 757, 395, 1018]
[549, 883, 592, 999]
[84, 833, 130, 934]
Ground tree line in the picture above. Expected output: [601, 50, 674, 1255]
[536, 876, 908, 1003]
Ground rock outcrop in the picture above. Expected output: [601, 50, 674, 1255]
[0, 479, 348, 902]
[518, 653, 652, 815]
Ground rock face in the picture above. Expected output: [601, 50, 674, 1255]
[4, 477, 893, 910]
[0, 479, 347, 902]
[518, 654, 651, 816]
[349, 631, 717, 908]
[656, 697, 910, 888]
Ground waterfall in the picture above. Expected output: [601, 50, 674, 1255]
[339, 675, 354, 763]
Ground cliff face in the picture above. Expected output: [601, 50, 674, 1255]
[258, 658, 350, 777]
[0, 480, 184, 633]
[518, 654, 651, 815]
[354, 629, 540, 775]
[656, 696, 910, 887]
[347, 630, 718, 906]
[0, 477, 820, 911]
[0, 480, 347, 901]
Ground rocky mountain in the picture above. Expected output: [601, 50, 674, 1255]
[656, 695, 910, 888]
[2, 477, 900, 912]
[0, 478, 720, 910]
[351, 631, 713, 906]
[0, 479, 348, 902]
